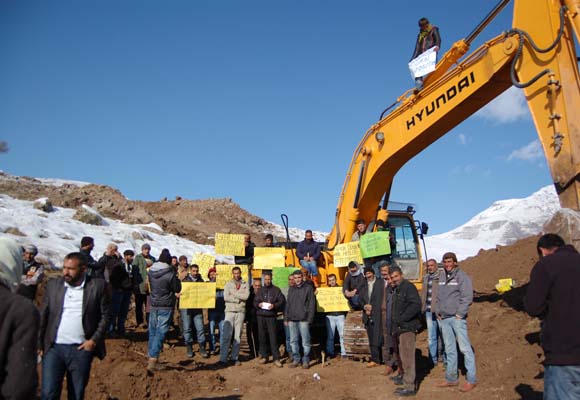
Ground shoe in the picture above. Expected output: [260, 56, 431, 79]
[460, 383, 477, 393]
[200, 349, 210, 359]
[391, 375, 404, 385]
[288, 361, 300, 368]
[302, 361, 310, 369]
[435, 381, 459, 388]
[394, 388, 416, 397]
[381, 365, 394, 376]
[234, 360, 241, 366]
[147, 358, 163, 372]
[186, 344, 194, 358]
[341, 355, 349, 361]
[273, 360, 283, 368]
[258, 357, 267, 364]
[366, 361, 379, 368]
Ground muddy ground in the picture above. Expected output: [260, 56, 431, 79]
[70, 235, 545, 400]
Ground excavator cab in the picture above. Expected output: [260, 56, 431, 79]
[386, 211, 424, 287]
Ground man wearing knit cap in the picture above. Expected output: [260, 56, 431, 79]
[17, 243, 44, 301]
[0, 237, 40, 400]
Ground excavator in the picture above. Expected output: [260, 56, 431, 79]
[276, 0, 580, 356]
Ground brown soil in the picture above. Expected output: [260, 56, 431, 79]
[77, 235, 545, 400]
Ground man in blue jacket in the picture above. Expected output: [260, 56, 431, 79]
[435, 252, 476, 393]
[296, 230, 321, 286]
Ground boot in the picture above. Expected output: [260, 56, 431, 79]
[186, 344, 194, 358]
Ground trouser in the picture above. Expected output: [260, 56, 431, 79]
[258, 316, 280, 360]
[109, 289, 131, 334]
[440, 317, 477, 384]
[180, 309, 206, 347]
[398, 332, 417, 391]
[148, 309, 172, 358]
[41, 344, 94, 400]
[134, 293, 147, 326]
[544, 365, 580, 400]
[208, 310, 225, 351]
[425, 311, 445, 364]
[299, 260, 318, 276]
[220, 311, 245, 362]
[246, 319, 259, 358]
[347, 294, 362, 311]
[288, 321, 311, 363]
[325, 314, 346, 357]
[366, 324, 383, 364]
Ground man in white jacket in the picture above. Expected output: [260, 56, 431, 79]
[219, 267, 249, 366]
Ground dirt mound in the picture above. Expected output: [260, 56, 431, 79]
[0, 172, 274, 246]
[77, 235, 545, 400]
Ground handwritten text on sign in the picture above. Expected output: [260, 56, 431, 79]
[333, 242, 363, 267]
[359, 231, 391, 258]
[193, 253, 216, 279]
[215, 264, 249, 289]
[215, 233, 246, 256]
[179, 282, 216, 309]
[253, 247, 286, 269]
[316, 287, 350, 312]
[408, 46, 437, 78]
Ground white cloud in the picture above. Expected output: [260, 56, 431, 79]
[458, 133, 467, 145]
[507, 140, 543, 161]
[476, 87, 529, 124]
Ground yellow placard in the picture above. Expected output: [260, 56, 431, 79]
[316, 287, 350, 312]
[215, 233, 246, 256]
[179, 282, 216, 309]
[333, 242, 363, 267]
[253, 247, 286, 269]
[215, 264, 249, 289]
[193, 253, 216, 279]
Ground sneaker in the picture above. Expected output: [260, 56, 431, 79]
[288, 361, 300, 369]
[234, 360, 241, 366]
[147, 358, 163, 372]
[302, 361, 309, 369]
[366, 361, 379, 368]
[186, 344, 194, 358]
[273, 360, 283, 368]
[258, 357, 267, 364]
[394, 388, 416, 397]
[391, 375, 404, 385]
[200, 349, 210, 359]
[460, 383, 477, 393]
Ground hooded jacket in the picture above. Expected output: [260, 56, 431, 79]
[148, 262, 181, 310]
[435, 267, 473, 319]
[343, 268, 366, 296]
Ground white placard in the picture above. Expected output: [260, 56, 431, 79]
[408, 47, 437, 78]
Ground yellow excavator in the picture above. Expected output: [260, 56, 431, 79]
[279, 0, 580, 292]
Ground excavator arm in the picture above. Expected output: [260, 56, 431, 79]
[328, 0, 580, 249]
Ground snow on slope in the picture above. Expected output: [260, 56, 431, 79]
[0, 194, 223, 267]
[425, 186, 560, 261]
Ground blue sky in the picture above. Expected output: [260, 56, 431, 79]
[1, 0, 554, 235]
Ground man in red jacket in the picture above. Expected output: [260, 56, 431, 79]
[525, 234, 580, 400]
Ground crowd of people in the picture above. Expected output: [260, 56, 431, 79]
[0, 228, 578, 400]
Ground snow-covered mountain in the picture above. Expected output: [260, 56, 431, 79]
[424, 185, 560, 261]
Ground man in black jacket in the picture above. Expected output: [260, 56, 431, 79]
[80, 236, 106, 279]
[525, 234, 580, 400]
[254, 271, 285, 367]
[343, 261, 365, 310]
[285, 270, 315, 369]
[389, 266, 422, 397]
[360, 266, 385, 367]
[410, 17, 441, 90]
[108, 249, 134, 336]
[39, 252, 110, 400]
[234, 233, 255, 265]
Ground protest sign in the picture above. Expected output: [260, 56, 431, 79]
[215, 264, 249, 289]
[193, 253, 215, 279]
[333, 242, 363, 267]
[316, 287, 350, 312]
[272, 267, 299, 288]
[179, 282, 216, 309]
[408, 46, 437, 78]
[359, 231, 391, 258]
[215, 233, 246, 256]
[253, 247, 286, 269]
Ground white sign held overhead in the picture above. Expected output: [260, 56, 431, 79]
[408, 47, 437, 79]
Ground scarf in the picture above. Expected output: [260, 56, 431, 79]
[418, 24, 433, 42]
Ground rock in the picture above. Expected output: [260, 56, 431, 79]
[73, 206, 104, 226]
[4, 227, 26, 236]
[543, 208, 580, 248]
[33, 197, 54, 212]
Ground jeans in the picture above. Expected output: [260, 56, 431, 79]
[325, 314, 346, 357]
[425, 311, 444, 364]
[544, 365, 580, 400]
[41, 344, 94, 400]
[288, 321, 311, 363]
[440, 317, 477, 384]
[109, 289, 131, 334]
[347, 294, 362, 310]
[148, 309, 172, 358]
[208, 310, 225, 351]
[299, 260, 318, 276]
[220, 311, 245, 362]
[180, 309, 206, 346]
